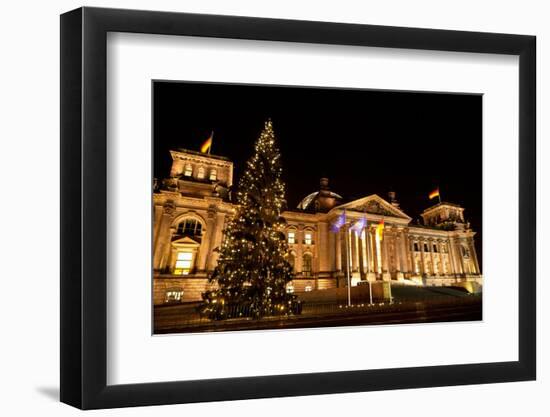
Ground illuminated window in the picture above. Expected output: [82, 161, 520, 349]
[165, 288, 184, 303]
[304, 232, 313, 245]
[288, 231, 295, 244]
[209, 169, 217, 181]
[176, 218, 203, 237]
[304, 284, 313, 292]
[302, 254, 312, 277]
[286, 283, 295, 294]
[197, 166, 205, 179]
[184, 164, 193, 177]
[174, 251, 194, 275]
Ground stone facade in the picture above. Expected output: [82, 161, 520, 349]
[153, 149, 482, 305]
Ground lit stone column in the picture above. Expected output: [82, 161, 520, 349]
[458, 239, 468, 276]
[366, 228, 376, 281]
[350, 229, 358, 273]
[446, 237, 454, 276]
[364, 229, 370, 273]
[440, 240, 448, 276]
[296, 227, 303, 274]
[318, 222, 329, 273]
[395, 229, 405, 281]
[451, 238, 466, 276]
[469, 238, 481, 275]
[419, 238, 426, 276]
[400, 229, 410, 275]
[438, 241, 444, 276]
[347, 228, 354, 275]
[448, 237, 460, 276]
[390, 230, 401, 280]
[197, 209, 216, 274]
[428, 239, 436, 276]
[369, 228, 376, 272]
[335, 227, 342, 272]
[382, 229, 391, 281]
[168, 246, 177, 274]
[374, 227, 383, 277]
[207, 212, 226, 271]
[328, 228, 335, 273]
[357, 232, 362, 273]
[387, 230, 394, 276]
[154, 201, 176, 272]
[160, 227, 176, 272]
[152, 205, 163, 252]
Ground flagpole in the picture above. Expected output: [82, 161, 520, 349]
[367, 224, 373, 305]
[369, 280, 373, 306]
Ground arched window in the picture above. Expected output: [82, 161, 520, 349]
[197, 166, 205, 179]
[176, 218, 203, 237]
[184, 164, 193, 177]
[209, 169, 217, 181]
[304, 231, 313, 245]
[288, 251, 296, 271]
[302, 254, 312, 277]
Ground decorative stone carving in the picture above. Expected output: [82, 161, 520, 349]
[163, 200, 176, 216]
[351, 199, 408, 219]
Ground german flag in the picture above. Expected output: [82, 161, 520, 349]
[200, 131, 213, 154]
[375, 218, 385, 241]
[429, 187, 440, 200]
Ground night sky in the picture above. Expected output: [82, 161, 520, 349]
[153, 81, 482, 267]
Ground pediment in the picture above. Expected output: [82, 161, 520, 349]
[336, 195, 411, 220]
[171, 236, 201, 246]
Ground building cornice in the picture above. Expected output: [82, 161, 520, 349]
[170, 149, 233, 168]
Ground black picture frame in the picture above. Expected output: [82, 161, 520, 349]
[60, 6, 536, 410]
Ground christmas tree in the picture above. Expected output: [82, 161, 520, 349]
[200, 119, 300, 320]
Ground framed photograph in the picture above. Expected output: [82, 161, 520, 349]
[60, 6, 536, 409]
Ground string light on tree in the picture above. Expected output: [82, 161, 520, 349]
[200, 119, 300, 320]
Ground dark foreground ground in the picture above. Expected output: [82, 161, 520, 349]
[154, 285, 482, 334]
